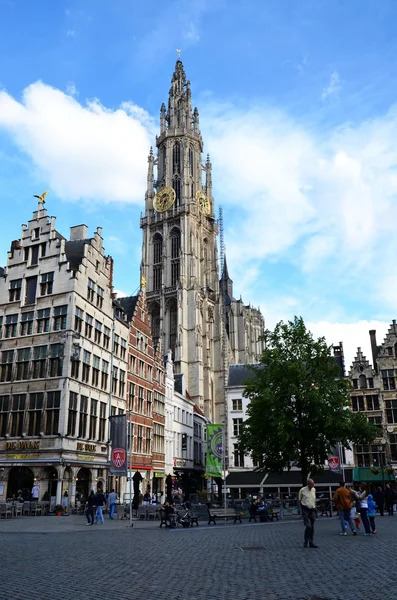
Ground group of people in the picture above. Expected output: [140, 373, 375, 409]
[299, 479, 397, 547]
[85, 488, 118, 525]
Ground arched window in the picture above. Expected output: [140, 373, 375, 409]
[189, 146, 194, 177]
[160, 146, 166, 180]
[173, 142, 181, 174]
[168, 299, 178, 359]
[150, 303, 161, 348]
[359, 374, 367, 389]
[152, 233, 163, 291]
[170, 228, 181, 286]
[172, 176, 181, 205]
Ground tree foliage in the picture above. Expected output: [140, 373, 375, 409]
[239, 316, 377, 486]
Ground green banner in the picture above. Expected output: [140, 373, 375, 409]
[206, 424, 223, 477]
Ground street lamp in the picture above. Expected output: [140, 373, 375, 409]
[378, 438, 387, 491]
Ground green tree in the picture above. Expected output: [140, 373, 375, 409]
[239, 316, 377, 487]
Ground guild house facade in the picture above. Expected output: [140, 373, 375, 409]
[0, 203, 128, 506]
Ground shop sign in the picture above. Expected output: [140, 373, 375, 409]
[154, 472, 165, 478]
[77, 454, 95, 461]
[6, 441, 39, 450]
[6, 454, 39, 460]
[174, 459, 186, 468]
[77, 442, 96, 452]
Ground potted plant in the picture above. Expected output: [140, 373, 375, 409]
[385, 467, 394, 475]
[54, 504, 63, 516]
[370, 468, 380, 475]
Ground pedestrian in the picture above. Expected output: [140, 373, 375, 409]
[384, 483, 394, 516]
[298, 478, 318, 548]
[94, 489, 106, 524]
[333, 481, 357, 536]
[351, 504, 361, 530]
[86, 490, 96, 526]
[107, 488, 118, 519]
[367, 494, 377, 534]
[375, 486, 384, 516]
[31, 483, 40, 502]
[353, 484, 371, 536]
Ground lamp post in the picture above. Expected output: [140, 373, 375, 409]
[378, 438, 387, 491]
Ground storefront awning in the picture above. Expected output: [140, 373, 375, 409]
[226, 471, 266, 487]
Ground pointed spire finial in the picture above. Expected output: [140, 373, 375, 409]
[176, 48, 181, 60]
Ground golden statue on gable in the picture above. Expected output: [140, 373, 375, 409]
[33, 190, 49, 207]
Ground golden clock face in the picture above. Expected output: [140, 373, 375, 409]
[153, 187, 176, 212]
[196, 190, 210, 216]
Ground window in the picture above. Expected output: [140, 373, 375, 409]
[119, 370, 125, 398]
[388, 347, 393, 356]
[146, 427, 151, 454]
[32, 346, 47, 379]
[112, 367, 118, 395]
[366, 395, 380, 411]
[30, 245, 39, 266]
[189, 146, 193, 176]
[89, 400, 98, 440]
[368, 415, 382, 435]
[139, 360, 144, 377]
[98, 402, 106, 441]
[351, 396, 365, 412]
[33, 227, 40, 240]
[173, 142, 181, 173]
[233, 418, 243, 437]
[40, 272, 54, 296]
[128, 383, 135, 411]
[355, 444, 371, 467]
[170, 229, 180, 286]
[0, 395, 9, 437]
[101, 360, 109, 390]
[1, 350, 14, 382]
[147, 390, 152, 416]
[153, 422, 164, 453]
[53, 306, 67, 331]
[169, 300, 177, 358]
[232, 398, 243, 411]
[87, 278, 95, 302]
[113, 334, 120, 356]
[94, 320, 102, 344]
[24, 247, 29, 262]
[45, 391, 60, 435]
[49, 344, 63, 377]
[154, 391, 165, 416]
[82, 350, 91, 383]
[352, 379, 358, 390]
[368, 377, 374, 389]
[67, 392, 78, 436]
[16, 348, 31, 380]
[27, 393, 43, 436]
[71, 345, 81, 379]
[386, 399, 397, 424]
[138, 386, 144, 413]
[75, 307, 84, 334]
[10, 394, 26, 437]
[92, 355, 100, 387]
[96, 286, 104, 309]
[103, 326, 110, 350]
[153, 234, 163, 291]
[37, 308, 50, 333]
[233, 443, 244, 468]
[0, 316, 2, 339]
[120, 338, 127, 360]
[390, 434, 397, 462]
[137, 425, 143, 453]
[40, 242, 46, 257]
[20, 311, 34, 336]
[9, 279, 22, 302]
[5, 314, 18, 338]
[25, 276, 38, 304]
[150, 304, 160, 348]
[79, 396, 88, 438]
[85, 314, 93, 338]
[381, 369, 396, 391]
[359, 374, 367, 389]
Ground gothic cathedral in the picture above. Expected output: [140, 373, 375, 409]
[141, 60, 264, 423]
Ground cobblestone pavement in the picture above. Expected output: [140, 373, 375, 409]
[1, 514, 396, 600]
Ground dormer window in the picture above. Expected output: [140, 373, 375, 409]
[33, 228, 40, 240]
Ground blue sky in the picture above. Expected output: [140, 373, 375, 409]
[1, 0, 397, 367]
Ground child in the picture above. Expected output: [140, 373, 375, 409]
[351, 504, 361, 530]
[367, 494, 377, 534]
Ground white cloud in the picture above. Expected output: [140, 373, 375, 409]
[66, 81, 78, 96]
[0, 81, 155, 203]
[321, 71, 341, 101]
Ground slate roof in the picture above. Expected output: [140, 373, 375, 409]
[117, 296, 138, 321]
[64, 239, 91, 270]
[227, 364, 260, 387]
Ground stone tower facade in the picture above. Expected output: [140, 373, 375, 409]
[140, 60, 223, 421]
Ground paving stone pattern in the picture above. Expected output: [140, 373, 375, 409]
[1, 515, 396, 600]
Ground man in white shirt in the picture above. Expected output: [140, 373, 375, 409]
[31, 484, 40, 501]
[298, 478, 318, 548]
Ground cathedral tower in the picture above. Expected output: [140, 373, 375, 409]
[141, 60, 223, 421]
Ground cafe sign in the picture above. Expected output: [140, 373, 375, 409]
[6, 441, 39, 450]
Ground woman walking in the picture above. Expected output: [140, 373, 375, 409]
[353, 484, 372, 536]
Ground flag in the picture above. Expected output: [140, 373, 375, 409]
[206, 424, 223, 477]
[109, 414, 127, 476]
[328, 444, 342, 474]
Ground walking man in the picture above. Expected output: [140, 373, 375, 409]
[86, 490, 96, 526]
[107, 488, 118, 519]
[385, 483, 394, 516]
[333, 481, 357, 535]
[299, 478, 318, 548]
[94, 489, 106, 524]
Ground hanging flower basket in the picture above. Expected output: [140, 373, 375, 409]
[370, 468, 380, 475]
[385, 468, 394, 475]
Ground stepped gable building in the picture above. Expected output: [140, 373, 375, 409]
[118, 290, 166, 500]
[140, 59, 264, 422]
[0, 202, 129, 505]
[349, 322, 397, 475]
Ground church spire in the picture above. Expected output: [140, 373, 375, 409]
[220, 254, 233, 299]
